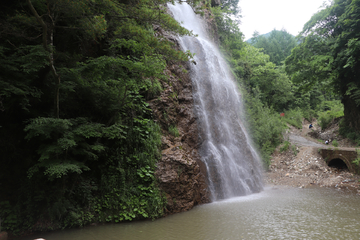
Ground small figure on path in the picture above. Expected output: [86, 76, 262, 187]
[309, 123, 313, 129]
[325, 139, 329, 145]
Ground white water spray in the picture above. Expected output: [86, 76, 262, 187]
[168, 2, 263, 201]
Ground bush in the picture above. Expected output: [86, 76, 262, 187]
[318, 100, 344, 129]
[352, 149, 360, 166]
[244, 93, 285, 168]
[302, 108, 318, 122]
[168, 125, 180, 137]
[280, 141, 290, 152]
[332, 139, 339, 147]
[283, 108, 303, 129]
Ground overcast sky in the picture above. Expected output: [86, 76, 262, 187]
[240, 0, 328, 40]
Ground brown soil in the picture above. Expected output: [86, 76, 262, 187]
[265, 120, 360, 193]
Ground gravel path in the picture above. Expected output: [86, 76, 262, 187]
[288, 134, 324, 148]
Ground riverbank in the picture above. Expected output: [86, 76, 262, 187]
[265, 121, 360, 193]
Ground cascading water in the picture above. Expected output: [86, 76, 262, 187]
[168, 2, 263, 201]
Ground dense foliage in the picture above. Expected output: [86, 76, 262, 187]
[0, 0, 199, 234]
[285, 0, 360, 132]
[250, 29, 297, 66]
[2, 0, 360, 235]
[212, 0, 355, 165]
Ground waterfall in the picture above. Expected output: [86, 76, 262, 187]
[168, 2, 263, 201]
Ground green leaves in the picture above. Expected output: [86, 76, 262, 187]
[137, 165, 154, 182]
[250, 29, 297, 66]
[0, 0, 200, 232]
[43, 162, 90, 179]
[285, 33, 335, 93]
[24, 117, 118, 179]
[285, 0, 360, 131]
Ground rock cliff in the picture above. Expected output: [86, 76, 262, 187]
[149, 2, 222, 215]
[149, 57, 210, 214]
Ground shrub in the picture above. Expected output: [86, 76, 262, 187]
[169, 125, 180, 137]
[291, 145, 298, 156]
[244, 93, 285, 168]
[352, 149, 360, 166]
[302, 108, 318, 122]
[283, 108, 303, 129]
[318, 101, 344, 129]
[280, 141, 290, 152]
[332, 139, 339, 147]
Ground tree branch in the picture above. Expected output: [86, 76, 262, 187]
[27, 0, 61, 118]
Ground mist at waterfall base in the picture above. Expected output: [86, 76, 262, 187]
[168, 2, 263, 200]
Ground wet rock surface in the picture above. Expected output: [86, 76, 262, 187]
[148, 31, 210, 214]
[148, 6, 221, 215]
[266, 121, 360, 193]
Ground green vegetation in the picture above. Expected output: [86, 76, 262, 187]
[352, 149, 360, 166]
[292, 145, 299, 156]
[2, 0, 360, 235]
[213, 3, 291, 165]
[169, 125, 180, 137]
[0, 0, 201, 235]
[332, 139, 339, 147]
[339, 120, 360, 146]
[282, 109, 303, 129]
[212, 0, 360, 167]
[280, 141, 291, 152]
[250, 29, 297, 66]
[318, 101, 344, 130]
[285, 0, 360, 133]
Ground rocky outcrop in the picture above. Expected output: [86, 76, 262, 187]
[201, 6, 220, 46]
[149, 60, 210, 214]
[148, 2, 224, 215]
[149, 24, 210, 214]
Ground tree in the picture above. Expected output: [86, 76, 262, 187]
[250, 29, 297, 66]
[285, 0, 360, 131]
[0, 0, 197, 233]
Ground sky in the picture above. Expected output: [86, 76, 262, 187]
[240, 0, 328, 40]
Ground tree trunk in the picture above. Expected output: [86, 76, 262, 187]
[27, 0, 60, 118]
[342, 94, 360, 132]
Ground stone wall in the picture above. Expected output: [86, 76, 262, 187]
[320, 149, 359, 174]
